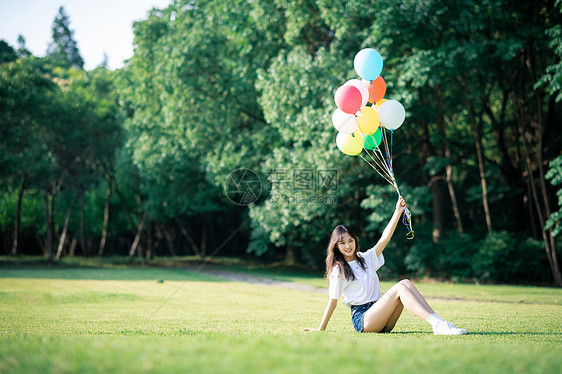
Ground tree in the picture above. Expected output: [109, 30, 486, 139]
[16, 35, 31, 58]
[0, 59, 60, 256]
[47, 6, 84, 69]
[116, 0, 288, 259]
[0, 40, 18, 64]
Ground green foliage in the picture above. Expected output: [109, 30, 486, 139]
[546, 155, 562, 237]
[0, 59, 59, 189]
[0, 40, 18, 64]
[472, 231, 547, 283]
[536, 0, 562, 102]
[403, 229, 477, 280]
[405, 230, 549, 283]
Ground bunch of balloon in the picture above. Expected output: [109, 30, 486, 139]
[331, 48, 414, 239]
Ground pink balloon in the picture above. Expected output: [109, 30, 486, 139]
[334, 85, 362, 114]
[345, 79, 369, 108]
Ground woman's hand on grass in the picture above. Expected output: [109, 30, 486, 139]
[303, 327, 321, 332]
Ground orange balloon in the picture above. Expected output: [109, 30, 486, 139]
[364, 76, 386, 103]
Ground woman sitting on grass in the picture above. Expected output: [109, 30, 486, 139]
[304, 196, 468, 335]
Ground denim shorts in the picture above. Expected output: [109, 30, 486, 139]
[350, 301, 376, 332]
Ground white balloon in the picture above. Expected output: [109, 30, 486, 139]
[344, 79, 369, 108]
[378, 100, 405, 130]
[331, 108, 358, 134]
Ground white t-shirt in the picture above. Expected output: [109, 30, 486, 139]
[328, 247, 385, 307]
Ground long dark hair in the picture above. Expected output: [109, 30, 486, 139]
[324, 225, 366, 281]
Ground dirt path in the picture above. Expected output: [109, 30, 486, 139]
[195, 267, 327, 294]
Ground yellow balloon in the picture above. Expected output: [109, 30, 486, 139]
[336, 130, 363, 156]
[373, 99, 388, 127]
[357, 106, 379, 135]
[374, 98, 387, 110]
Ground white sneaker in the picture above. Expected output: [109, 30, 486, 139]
[433, 321, 468, 335]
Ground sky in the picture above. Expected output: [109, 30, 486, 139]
[0, 0, 172, 70]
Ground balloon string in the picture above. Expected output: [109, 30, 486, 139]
[363, 134, 392, 178]
[358, 154, 394, 185]
[369, 145, 394, 183]
[380, 128, 393, 174]
[362, 147, 395, 186]
[377, 128, 414, 238]
[390, 129, 394, 172]
[358, 132, 394, 184]
[355, 110, 414, 239]
[365, 148, 390, 180]
[403, 206, 415, 240]
[362, 130, 390, 175]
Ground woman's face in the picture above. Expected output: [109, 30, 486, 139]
[336, 232, 356, 261]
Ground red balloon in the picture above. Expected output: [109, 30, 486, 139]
[334, 85, 362, 114]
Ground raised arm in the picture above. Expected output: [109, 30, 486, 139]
[373, 196, 406, 256]
[304, 298, 338, 331]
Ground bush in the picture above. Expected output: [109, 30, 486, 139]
[472, 231, 550, 284]
[404, 229, 551, 284]
[405, 229, 476, 280]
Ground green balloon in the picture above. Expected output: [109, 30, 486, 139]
[363, 129, 382, 150]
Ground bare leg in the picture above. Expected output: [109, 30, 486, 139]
[362, 294, 403, 333]
[381, 301, 404, 333]
[363, 279, 434, 332]
[401, 279, 435, 315]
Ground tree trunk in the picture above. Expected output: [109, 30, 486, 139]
[511, 52, 562, 286]
[485, 90, 519, 185]
[162, 225, 176, 256]
[37, 233, 46, 257]
[68, 237, 77, 257]
[98, 180, 113, 256]
[55, 197, 75, 260]
[284, 244, 295, 266]
[462, 84, 492, 232]
[418, 90, 448, 241]
[175, 217, 203, 259]
[43, 190, 53, 262]
[527, 57, 561, 286]
[128, 214, 146, 258]
[525, 181, 539, 239]
[472, 118, 493, 232]
[201, 221, 207, 258]
[114, 184, 137, 237]
[516, 109, 561, 285]
[522, 140, 561, 285]
[430, 179, 447, 242]
[435, 87, 464, 234]
[11, 174, 26, 256]
[146, 220, 153, 260]
[80, 193, 88, 257]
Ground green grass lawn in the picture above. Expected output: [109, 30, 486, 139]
[0, 263, 561, 373]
